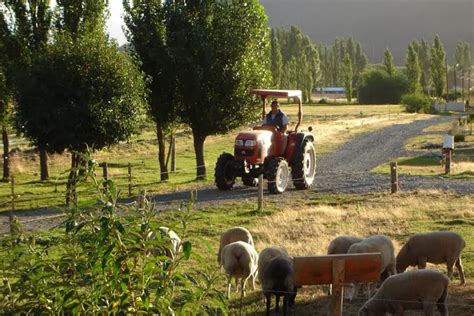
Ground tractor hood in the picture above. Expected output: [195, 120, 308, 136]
[235, 130, 272, 145]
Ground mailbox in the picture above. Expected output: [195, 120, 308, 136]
[443, 135, 454, 150]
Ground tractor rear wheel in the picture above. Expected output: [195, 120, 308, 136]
[215, 153, 236, 190]
[292, 140, 316, 190]
[242, 175, 258, 187]
[266, 157, 289, 194]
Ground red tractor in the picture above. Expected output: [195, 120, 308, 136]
[214, 89, 316, 194]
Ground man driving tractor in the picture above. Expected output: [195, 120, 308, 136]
[263, 100, 289, 133]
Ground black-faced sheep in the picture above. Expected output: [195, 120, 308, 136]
[220, 241, 259, 299]
[218, 227, 254, 264]
[327, 236, 364, 255]
[258, 247, 289, 279]
[396, 231, 466, 284]
[359, 269, 449, 316]
[346, 235, 396, 300]
[260, 256, 297, 316]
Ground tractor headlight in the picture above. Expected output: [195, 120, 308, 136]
[244, 140, 257, 147]
[235, 139, 244, 146]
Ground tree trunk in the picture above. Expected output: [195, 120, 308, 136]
[39, 148, 49, 181]
[156, 122, 169, 181]
[66, 153, 79, 206]
[2, 126, 9, 182]
[192, 131, 207, 180]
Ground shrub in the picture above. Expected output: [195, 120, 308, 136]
[318, 98, 328, 104]
[0, 158, 225, 314]
[402, 93, 433, 113]
[358, 70, 409, 104]
[454, 133, 466, 142]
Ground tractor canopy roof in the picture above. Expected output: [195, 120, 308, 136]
[251, 89, 302, 103]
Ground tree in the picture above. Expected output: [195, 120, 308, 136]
[167, 0, 270, 179]
[123, 0, 180, 181]
[382, 48, 396, 76]
[15, 31, 147, 203]
[406, 43, 421, 93]
[455, 41, 472, 99]
[270, 28, 283, 88]
[0, 66, 11, 181]
[430, 34, 446, 98]
[418, 39, 431, 94]
[56, 0, 108, 37]
[0, 0, 53, 181]
[342, 53, 353, 103]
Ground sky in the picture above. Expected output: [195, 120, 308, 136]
[85, 1, 474, 63]
[107, 1, 126, 44]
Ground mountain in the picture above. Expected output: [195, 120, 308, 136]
[260, 0, 473, 64]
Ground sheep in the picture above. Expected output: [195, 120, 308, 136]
[148, 226, 182, 259]
[396, 231, 466, 284]
[345, 235, 396, 301]
[220, 241, 259, 299]
[327, 236, 364, 255]
[359, 269, 449, 316]
[260, 256, 297, 316]
[218, 227, 254, 264]
[258, 247, 289, 279]
[327, 236, 363, 295]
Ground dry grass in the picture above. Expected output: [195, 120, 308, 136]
[253, 191, 473, 257]
[241, 191, 474, 315]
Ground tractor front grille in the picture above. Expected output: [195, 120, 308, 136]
[235, 148, 255, 157]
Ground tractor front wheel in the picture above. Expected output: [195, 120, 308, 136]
[266, 157, 289, 194]
[292, 140, 316, 190]
[215, 153, 236, 191]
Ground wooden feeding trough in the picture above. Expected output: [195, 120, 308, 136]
[293, 253, 382, 316]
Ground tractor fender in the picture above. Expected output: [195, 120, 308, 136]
[288, 132, 315, 165]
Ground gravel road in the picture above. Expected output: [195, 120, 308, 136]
[1, 115, 473, 234]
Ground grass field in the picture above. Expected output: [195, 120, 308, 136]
[179, 190, 474, 315]
[0, 104, 430, 212]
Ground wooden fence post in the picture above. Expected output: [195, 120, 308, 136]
[257, 174, 264, 211]
[390, 162, 399, 193]
[329, 259, 345, 316]
[137, 189, 146, 209]
[171, 135, 176, 173]
[9, 175, 15, 234]
[445, 149, 452, 174]
[102, 162, 108, 180]
[128, 162, 132, 196]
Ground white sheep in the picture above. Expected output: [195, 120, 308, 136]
[159, 226, 181, 259]
[327, 236, 363, 295]
[359, 269, 449, 316]
[346, 235, 396, 300]
[260, 256, 297, 316]
[220, 241, 259, 299]
[148, 226, 182, 259]
[396, 231, 466, 284]
[218, 227, 254, 264]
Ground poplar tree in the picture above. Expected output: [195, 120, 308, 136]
[382, 48, 396, 76]
[406, 43, 421, 93]
[430, 35, 446, 98]
[342, 53, 353, 103]
[270, 28, 283, 88]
